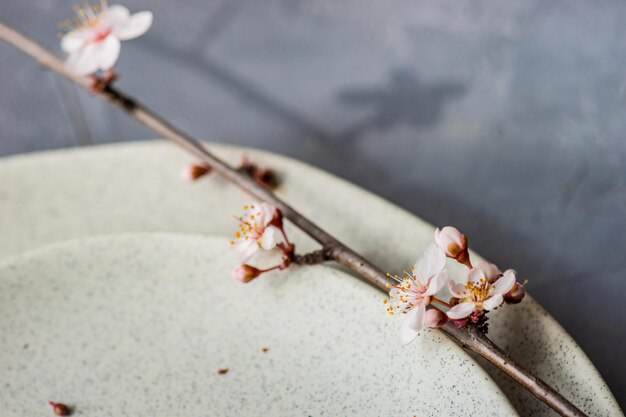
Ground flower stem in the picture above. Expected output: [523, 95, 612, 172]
[258, 264, 282, 274]
[0, 22, 588, 417]
[278, 226, 292, 246]
[277, 242, 294, 258]
[431, 297, 452, 309]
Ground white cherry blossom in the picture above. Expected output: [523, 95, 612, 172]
[60, 2, 152, 75]
[386, 244, 448, 344]
[446, 265, 516, 320]
[230, 203, 281, 262]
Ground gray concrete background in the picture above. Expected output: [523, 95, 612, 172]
[1, 0, 625, 408]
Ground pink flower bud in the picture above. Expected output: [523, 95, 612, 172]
[239, 157, 280, 189]
[435, 226, 470, 267]
[424, 308, 448, 328]
[180, 164, 211, 181]
[256, 168, 279, 189]
[504, 282, 526, 304]
[232, 264, 262, 283]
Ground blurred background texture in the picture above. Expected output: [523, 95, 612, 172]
[1, 0, 625, 408]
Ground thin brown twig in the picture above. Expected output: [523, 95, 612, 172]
[0, 21, 588, 417]
[292, 249, 331, 265]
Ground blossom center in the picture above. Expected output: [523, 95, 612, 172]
[59, 2, 111, 44]
[230, 205, 267, 247]
[91, 26, 111, 43]
[386, 269, 431, 315]
[465, 277, 491, 303]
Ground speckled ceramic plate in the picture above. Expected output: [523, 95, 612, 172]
[0, 142, 621, 416]
[0, 234, 518, 416]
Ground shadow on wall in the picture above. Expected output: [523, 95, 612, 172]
[338, 68, 467, 142]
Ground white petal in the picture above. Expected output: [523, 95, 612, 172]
[408, 305, 426, 331]
[113, 11, 153, 40]
[447, 280, 466, 298]
[233, 240, 258, 263]
[477, 262, 502, 282]
[467, 267, 484, 284]
[493, 270, 516, 295]
[399, 325, 418, 345]
[60, 30, 90, 53]
[483, 294, 504, 311]
[93, 35, 121, 70]
[258, 203, 275, 227]
[65, 44, 101, 75]
[446, 302, 476, 319]
[413, 243, 446, 285]
[106, 4, 130, 27]
[425, 270, 447, 296]
[399, 306, 425, 345]
[260, 226, 279, 250]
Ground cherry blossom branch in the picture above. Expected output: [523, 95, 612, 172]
[292, 248, 331, 265]
[0, 21, 588, 417]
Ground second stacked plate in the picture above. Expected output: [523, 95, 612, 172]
[0, 141, 621, 416]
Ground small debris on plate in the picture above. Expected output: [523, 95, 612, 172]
[217, 368, 229, 375]
[262, 347, 269, 353]
[48, 401, 71, 416]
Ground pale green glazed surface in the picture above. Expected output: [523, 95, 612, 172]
[0, 235, 517, 416]
[0, 142, 621, 416]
